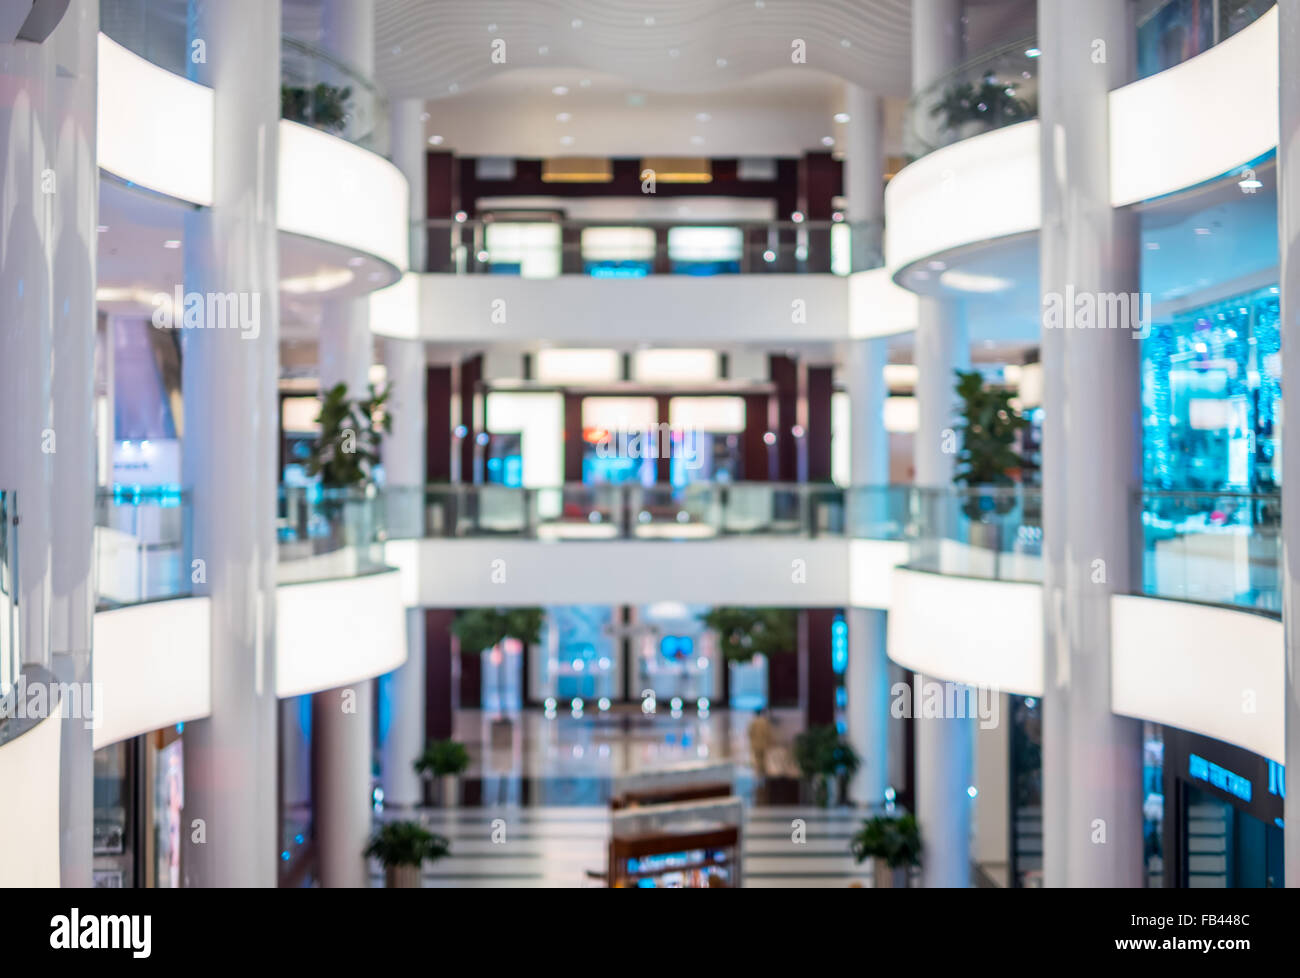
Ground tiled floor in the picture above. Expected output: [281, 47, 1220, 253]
[369, 708, 875, 887]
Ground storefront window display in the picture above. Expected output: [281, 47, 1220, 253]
[1142, 285, 1281, 493]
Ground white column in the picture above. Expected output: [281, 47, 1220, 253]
[913, 298, 968, 487]
[380, 609, 426, 806]
[0, 0, 98, 887]
[1275, 0, 1300, 887]
[313, 685, 374, 887]
[911, 0, 963, 92]
[313, 0, 378, 884]
[910, 0, 972, 886]
[319, 297, 372, 396]
[840, 83, 892, 809]
[379, 339, 426, 805]
[1038, 0, 1144, 888]
[391, 98, 427, 271]
[180, 0, 281, 888]
[917, 684, 973, 887]
[317, 0, 375, 403]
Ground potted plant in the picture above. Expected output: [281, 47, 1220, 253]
[306, 381, 392, 553]
[414, 738, 470, 807]
[280, 81, 353, 133]
[698, 607, 797, 664]
[451, 607, 544, 743]
[850, 813, 922, 888]
[952, 369, 1032, 571]
[365, 820, 449, 888]
[793, 724, 858, 807]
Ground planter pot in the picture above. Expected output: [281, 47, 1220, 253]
[872, 858, 909, 889]
[489, 716, 513, 749]
[385, 863, 422, 888]
[421, 774, 459, 807]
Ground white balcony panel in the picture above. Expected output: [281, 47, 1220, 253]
[886, 567, 1042, 694]
[406, 538, 849, 608]
[92, 597, 212, 749]
[848, 539, 908, 610]
[275, 569, 407, 698]
[97, 34, 214, 205]
[278, 120, 410, 271]
[884, 121, 1041, 273]
[395, 274, 850, 343]
[1111, 594, 1283, 763]
[0, 698, 61, 886]
[1109, 8, 1278, 207]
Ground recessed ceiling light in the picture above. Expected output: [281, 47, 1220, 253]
[834, 112, 850, 123]
[644, 15, 655, 25]
[580, 78, 591, 87]
[448, 82, 459, 93]
[755, 0, 765, 7]
[552, 85, 568, 95]
[571, 18, 582, 28]
[96, 225, 108, 233]
[1025, 47, 1042, 58]
[926, 259, 947, 271]
[419, 111, 430, 122]
[556, 112, 571, 122]
[695, 112, 711, 122]
[347, 256, 365, 267]
[487, 24, 497, 33]
[669, 48, 680, 57]
[821, 136, 834, 146]
[1193, 227, 1211, 235]
[690, 135, 704, 145]
[939, 269, 1013, 293]
[163, 239, 181, 249]
[840, 38, 851, 47]
[716, 57, 728, 67]
[1145, 242, 1160, 250]
[560, 135, 575, 146]
[428, 134, 444, 145]
[538, 45, 549, 55]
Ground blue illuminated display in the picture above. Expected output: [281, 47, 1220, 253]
[1188, 753, 1252, 802]
[1268, 760, 1285, 799]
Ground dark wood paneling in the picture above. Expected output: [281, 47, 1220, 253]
[804, 609, 838, 728]
[564, 394, 584, 483]
[769, 354, 798, 483]
[425, 151, 458, 272]
[425, 609, 455, 740]
[806, 365, 834, 482]
[426, 365, 452, 483]
[742, 392, 772, 481]
[458, 354, 482, 483]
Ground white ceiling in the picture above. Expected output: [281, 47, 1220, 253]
[369, 0, 915, 101]
[415, 65, 907, 157]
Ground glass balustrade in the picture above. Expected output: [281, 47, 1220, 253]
[281, 36, 389, 153]
[93, 482, 1277, 613]
[276, 486, 387, 585]
[1136, 0, 1275, 78]
[100, 0, 191, 75]
[903, 486, 1044, 584]
[903, 36, 1040, 161]
[94, 487, 192, 609]
[1140, 489, 1281, 613]
[417, 218, 882, 276]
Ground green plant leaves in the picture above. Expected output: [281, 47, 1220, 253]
[306, 381, 392, 488]
[451, 607, 545, 655]
[364, 820, 450, 867]
[849, 813, 922, 869]
[698, 607, 796, 664]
